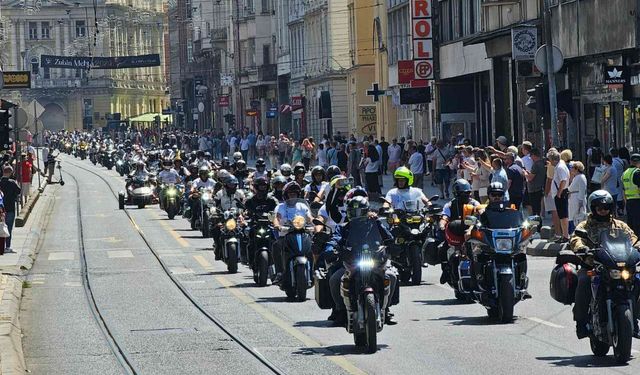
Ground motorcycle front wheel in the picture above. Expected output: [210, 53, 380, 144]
[411, 244, 422, 285]
[498, 274, 514, 323]
[589, 337, 609, 357]
[365, 293, 378, 353]
[295, 264, 307, 302]
[613, 305, 633, 364]
[256, 251, 269, 287]
[201, 211, 211, 238]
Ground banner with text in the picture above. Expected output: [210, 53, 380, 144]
[357, 105, 377, 136]
[411, 0, 434, 80]
[41, 54, 161, 69]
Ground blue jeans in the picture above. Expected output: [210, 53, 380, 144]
[5, 211, 15, 248]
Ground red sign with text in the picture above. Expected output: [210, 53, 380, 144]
[398, 60, 415, 84]
[218, 95, 230, 107]
[411, 0, 434, 80]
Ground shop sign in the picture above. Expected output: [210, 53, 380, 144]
[511, 28, 537, 60]
[218, 95, 230, 107]
[398, 60, 415, 84]
[357, 105, 377, 136]
[2, 71, 31, 88]
[291, 96, 304, 110]
[604, 66, 626, 85]
[411, 0, 434, 80]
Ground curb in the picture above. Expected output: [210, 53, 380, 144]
[0, 275, 26, 375]
[527, 239, 568, 257]
[15, 181, 47, 228]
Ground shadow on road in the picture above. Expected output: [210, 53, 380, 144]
[180, 235, 208, 239]
[255, 296, 290, 304]
[536, 355, 629, 368]
[430, 315, 508, 326]
[293, 320, 333, 328]
[414, 299, 464, 306]
[293, 344, 390, 356]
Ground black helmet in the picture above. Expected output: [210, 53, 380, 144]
[311, 166, 326, 182]
[236, 159, 247, 170]
[196, 150, 205, 158]
[204, 151, 212, 159]
[588, 190, 614, 222]
[256, 158, 266, 170]
[253, 176, 269, 193]
[162, 159, 172, 169]
[293, 163, 306, 176]
[326, 165, 341, 180]
[452, 179, 472, 197]
[222, 157, 230, 168]
[346, 194, 370, 220]
[272, 175, 287, 190]
[283, 181, 302, 198]
[280, 163, 292, 177]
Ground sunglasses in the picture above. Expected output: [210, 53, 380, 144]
[489, 192, 504, 198]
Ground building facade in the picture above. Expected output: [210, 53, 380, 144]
[0, 0, 169, 132]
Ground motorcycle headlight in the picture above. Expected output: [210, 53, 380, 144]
[201, 193, 211, 201]
[495, 238, 513, 251]
[388, 214, 400, 225]
[292, 215, 305, 230]
[410, 228, 421, 236]
[358, 258, 375, 270]
[167, 190, 176, 196]
[225, 218, 237, 231]
[117, 161, 123, 165]
[622, 269, 631, 280]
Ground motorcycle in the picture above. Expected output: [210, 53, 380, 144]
[77, 144, 88, 160]
[463, 211, 540, 322]
[161, 183, 183, 219]
[212, 206, 245, 274]
[422, 203, 444, 267]
[119, 175, 155, 209]
[115, 156, 131, 176]
[313, 219, 338, 310]
[102, 150, 116, 170]
[340, 216, 391, 353]
[382, 196, 438, 285]
[89, 148, 98, 165]
[190, 188, 214, 238]
[278, 199, 313, 302]
[247, 212, 276, 286]
[567, 228, 640, 364]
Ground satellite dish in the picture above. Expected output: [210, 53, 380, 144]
[16, 108, 28, 128]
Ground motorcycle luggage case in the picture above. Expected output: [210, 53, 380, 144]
[549, 263, 578, 305]
[314, 270, 333, 310]
[423, 239, 441, 266]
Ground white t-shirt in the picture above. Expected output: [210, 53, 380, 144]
[276, 201, 311, 223]
[568, 174, 587, 221]
[214, 189, 246, 211]
[521, 154, 533, 171]
[365, 158, 379, 173]
[318, 204, 346, 231]
[304, 181, 328, 195]
[158, 169, 181, 184]
[551, 160, 570, 197]
[387, 144, 402, 163]
[192, 178, 215, 191]
[317, 149, 328, 166]
[385, 187, 427, 210]
[408, 152, 424, 174]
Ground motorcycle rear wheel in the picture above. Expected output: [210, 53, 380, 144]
[256, 251, 269, 287]
[118, 194, 125, 210]
[166, 202, 177, 220]
[498, 275, 515, 323]
[202, 211, 211, 238]
[365, 293, 378, 353]
[613, 305, 633, 364]
[226, 243, 238, 274]
[295, 264, 307, 302]
[411, 244, 422, 285]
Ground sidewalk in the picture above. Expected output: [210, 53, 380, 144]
[0, 181, 53, 375]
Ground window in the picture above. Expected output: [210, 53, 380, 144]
[41, 22, 50, 39]
[30, 57, 39, 75]
[387, 4, 410, 65]
[261, 0, 270, 13]
[29, 22, 38, 39]
[75, 20, 86, 37]
[263, 44, 271, 65]
[43, 67, 50, 79]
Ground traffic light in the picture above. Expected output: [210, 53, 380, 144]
[0, 109, 13, 151]
[224, 114, 236, 126]
[526, 83, 549, 115]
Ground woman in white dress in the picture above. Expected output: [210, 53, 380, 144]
[567, 161, 588, 234]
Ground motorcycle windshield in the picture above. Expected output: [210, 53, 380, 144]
[345, 217, 383, 254]
[599, 229, 634, 264]
[402, 200, 419, 213]
[481, 209, 524, 229]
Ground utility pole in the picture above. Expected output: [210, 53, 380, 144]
[234, 0, 243, 130]
[543, 0, 559, 147]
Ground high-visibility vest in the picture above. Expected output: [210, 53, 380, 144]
[622, 167, 640, 200]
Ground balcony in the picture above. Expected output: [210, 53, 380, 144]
[258, 64, 277, 82]
[210, 27, 227, 42]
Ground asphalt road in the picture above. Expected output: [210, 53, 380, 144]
[20, 155, 640, 375]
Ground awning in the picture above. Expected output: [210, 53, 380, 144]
[292, 108, 304, 115]
[129, 113, 171, 122]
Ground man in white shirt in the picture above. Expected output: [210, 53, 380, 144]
[521, 141, 534, 171]
[387, 139, 402, 174]
[407, 144, 425, 189]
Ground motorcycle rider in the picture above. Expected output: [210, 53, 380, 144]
[245, 176, 279, 269]
[317, 176, 352, 231]
[438, 179, 481, 284]
[315, 166, 342, 203]
[252, 158, 269, 180]
[570, 190, 640, 339]
[305, 166, 328, 207]
[161, 143, 173, 160]
[280, 163, 293, 181]
[383, 166, 432, 210]
[293, 163, 307, 188]
[213, 175, 246, 260]
[157, 159, 182, 207]
[271, 181, 314, 284]
[324, 189, 398, 327]
[234, 159, 250, 188]
[270, 175, 287, 202]
[195, 150, 211, 169]
[173, 157, 191, 180]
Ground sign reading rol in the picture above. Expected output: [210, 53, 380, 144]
[411, 0, 434, 80]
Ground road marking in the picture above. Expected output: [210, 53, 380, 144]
[47, 252, 75, 261]
[64, 281, 82, 287]
[157, 219, 189, 248]
[169, 267, 194, 275]
[107, 250, 134, 258]
[84, 236, 123, 243]
[193, 255, 215, 271]
[215, 276, 367, 375]
[525, 317, 564, 329]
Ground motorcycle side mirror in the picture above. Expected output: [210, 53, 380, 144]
[527, 215, 542, 227]
[574, 228, 589, 240]
[429, 195, 440, 201]
[464, 215, 478, 226]
[312, 218, 325, 227]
